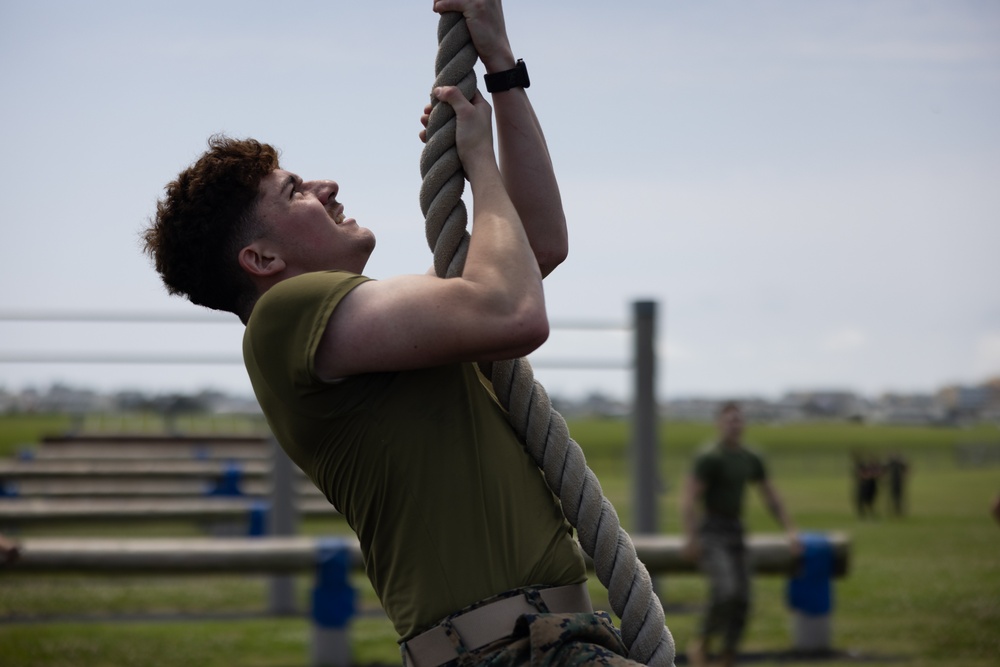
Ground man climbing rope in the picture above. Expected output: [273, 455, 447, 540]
[143, 1, 652, 664]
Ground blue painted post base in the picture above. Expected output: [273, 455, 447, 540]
[310, 538, 357, 667]
[786, 532, 834, 651]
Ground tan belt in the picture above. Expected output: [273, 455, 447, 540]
[401, 583, 593, 667]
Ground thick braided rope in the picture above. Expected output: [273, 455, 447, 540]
[418, 13, 675, 667]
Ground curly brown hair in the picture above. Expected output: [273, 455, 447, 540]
[143, 135, 280, 321]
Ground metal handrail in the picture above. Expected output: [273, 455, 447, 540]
[0, 312, 633, 368]
[0, 310, 629, 330]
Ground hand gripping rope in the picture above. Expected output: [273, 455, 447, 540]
[417, 13, 676, 667]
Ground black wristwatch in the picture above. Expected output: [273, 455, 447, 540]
[484, 59, 530, 93]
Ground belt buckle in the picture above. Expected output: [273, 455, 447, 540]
[402, 584, 591, 667]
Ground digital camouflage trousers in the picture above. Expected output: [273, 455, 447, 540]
[444, 610, 646, 667]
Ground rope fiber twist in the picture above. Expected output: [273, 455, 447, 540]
[418, 13, 676, 667]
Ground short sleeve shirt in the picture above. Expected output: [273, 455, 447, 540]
[692, 443, 768, 519]
[242, 271, 586, 639]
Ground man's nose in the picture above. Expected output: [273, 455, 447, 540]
[303, 180, 339, 204]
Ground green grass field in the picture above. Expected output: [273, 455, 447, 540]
[0, 414, 998, 666]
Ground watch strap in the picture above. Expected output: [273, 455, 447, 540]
[484, 59, 530, 93]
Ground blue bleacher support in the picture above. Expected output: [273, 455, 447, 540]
[206, 461, 243, 496]
[248, 501, 269, 537]
[0, 478, 17, 498]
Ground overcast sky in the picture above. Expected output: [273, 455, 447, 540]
[1, 0, 998, 402]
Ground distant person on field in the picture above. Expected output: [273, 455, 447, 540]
[991, 493, 1000, 526]
[850, 450, 866, 518]
[866, 454, 883, 516]
[0, 533, 19, 566]
[681, 401, 799, 667]
[884, 452, 909, 517]
[857, 453, 882, 519]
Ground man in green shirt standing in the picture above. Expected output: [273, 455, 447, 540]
[681, 402, 799, 667]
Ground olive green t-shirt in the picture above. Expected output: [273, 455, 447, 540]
[692, 442, 767, 519]
[242, 271, 586, 639]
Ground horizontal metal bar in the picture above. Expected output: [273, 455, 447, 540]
[0, 498, 339, 524]
[528, 359, 631, 370]
[547, 321, 630, 331]
[0, 311, 629, 330]
[0, 353, 245, 364]
[0, 310, 234, 323]
[0, 459, 274, 476]
[5, 533, 851, 577]
[0, 353, 632, 369]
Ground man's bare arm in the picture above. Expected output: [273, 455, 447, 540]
[758, 479, 800, 554]
[432, 0, 568, 277]
[680, 474, 704, 560]
[316, 86, 548, 379]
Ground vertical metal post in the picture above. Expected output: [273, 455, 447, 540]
[269, 435, 300, 614]
[631, 301, 660, 534]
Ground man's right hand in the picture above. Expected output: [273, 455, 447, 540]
[432, 0, 515, 73]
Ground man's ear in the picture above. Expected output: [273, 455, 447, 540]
[239, 243, 286, 278]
